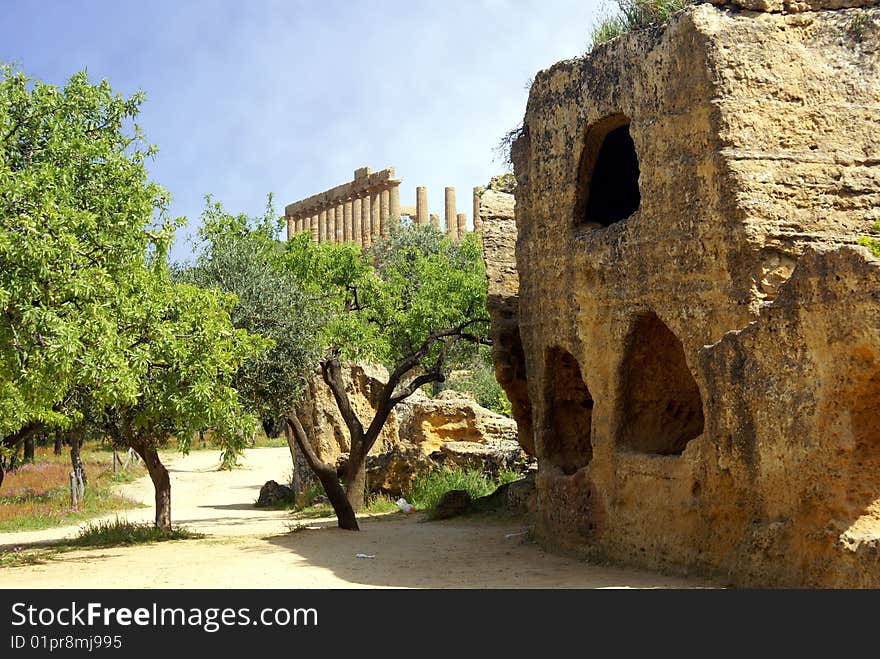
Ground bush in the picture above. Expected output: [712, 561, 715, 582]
[590, 0, 693, 50]
[441, 345, 511, 416]
[858, 221, 880, 257]
[404, 467, 511, 514]
[69, 518, 200, 547]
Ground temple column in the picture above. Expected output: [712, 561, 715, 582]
[361, 193, 372, 248]
[457, 213, 467, 240]
[389, 185, 401, 224]
[326, 208, 334, 243]
[416, 187, 428, 226]
[318, 209, 327, 243]
[473, 187, 483, 231]
[310, 213, 319, 243]
[370, 189, 380, 241]
[430, 213, 440, 230]
[333, 206, 340, 243]
[343, 200, 353, 243]
[353, 197, 363, 247]
[286, 216, 294, 240]
[445, 187, 457, 240]
[380, 188, 390, 237]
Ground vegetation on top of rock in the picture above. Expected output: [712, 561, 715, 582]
[858, 221, 880, 257]
[486, 173, 516, 194]
[589, 0, 694, 50]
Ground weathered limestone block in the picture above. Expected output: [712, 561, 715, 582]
[398, 389, 518, 449]
[480, 191, 534, 455]
[294, 363, 400, 466]
[367, 390, 526, 495]
[504, 2, 880, 586]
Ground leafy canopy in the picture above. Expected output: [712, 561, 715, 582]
[0, 66, 266, 469]
[283, 222, 490, 375]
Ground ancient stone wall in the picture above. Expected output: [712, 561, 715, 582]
[499, 1, 880, 586]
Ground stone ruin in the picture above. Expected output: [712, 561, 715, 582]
[284, 166, 489, 247]
[486, 0, 880, 586]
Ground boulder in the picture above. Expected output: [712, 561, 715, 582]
[255, 480, 293, 508]
[433, 489, 473, 520]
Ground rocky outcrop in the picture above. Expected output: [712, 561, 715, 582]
[294, 363, 400, 466]
[292, 366, 528, 496]
[481, 194, 534, 454]
[367, 390, 529, 495]
[500, 1, 880, 586]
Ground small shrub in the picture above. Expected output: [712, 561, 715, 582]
[69, 518, 201, 547]
[858, 221, 880, 257]
[364, 493, 400, 514]
[590, 0, 694, 50]
[441, 346, 512, 417]
[404, 467, 501, 513]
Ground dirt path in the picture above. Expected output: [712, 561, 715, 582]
[0, 447, 718, 589]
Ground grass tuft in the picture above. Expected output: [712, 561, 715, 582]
[590, 0, 693, 50]
[69, 518, 202, 547]
[404, 467, 520, 515]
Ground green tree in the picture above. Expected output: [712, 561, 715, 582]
[0, 65, 167, 481]
[282, 223, 491, 530]
[0, 67, 266, 530]
[178, 198, 321, 490]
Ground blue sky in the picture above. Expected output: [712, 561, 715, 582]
[1, 0, 602, 262]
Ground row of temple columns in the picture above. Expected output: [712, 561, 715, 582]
[287, 184, 401, 250]
[284, 167, 486, 247]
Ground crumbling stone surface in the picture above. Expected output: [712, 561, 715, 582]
[367, 390, 527, 495]
[295, 367, 526, 496]
[295, 363, 400, 467]
[482, 197, 534, 454]
[499, 2, 880, 586]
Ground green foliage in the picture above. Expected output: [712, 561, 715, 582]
[0, 65, 168, 434]
[283, 223, 490, 377]
[178, 198, 320, 422]
[589, 0, 693, 50]
[442, 345, 511, 416]
[858, 221, 880, 257]
[0, 64, 267, 474]
[404, 467, 505, 514]
[69, 518, 201, 547]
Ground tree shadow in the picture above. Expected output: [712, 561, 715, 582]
[253, 515, 719, 589]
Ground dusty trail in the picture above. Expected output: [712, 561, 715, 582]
[0, 447, 717, 589]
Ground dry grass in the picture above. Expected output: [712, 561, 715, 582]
[0, 446, 145, 532]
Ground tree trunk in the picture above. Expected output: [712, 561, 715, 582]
[54, 433, 63, 455]
[282, 423, 304, 494]
[345, 459, 367, 513]
[23, 436, 34, 463]
[285, 415, 359, 530]
[133, 443, 172, 530]
[69, 433, 87, 487]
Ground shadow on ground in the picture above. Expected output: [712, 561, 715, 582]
[254, 513, 719, 589]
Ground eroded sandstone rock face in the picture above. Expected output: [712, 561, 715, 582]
[481, 192, 534, 454]
[294, 366, 527, 496]
[367, 390, 528, 495]
[500, 1, 880, 586]
[295, 363, 400, 466]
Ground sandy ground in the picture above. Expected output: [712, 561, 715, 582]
[0, 447, 717, 589]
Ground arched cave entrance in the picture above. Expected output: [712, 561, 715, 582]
[542, 348, 594, 475]
[616, 312, 704, 455]
[576, 114, 641, 227]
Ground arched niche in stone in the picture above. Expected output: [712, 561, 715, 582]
[575, 113, 641, 228]
[541, 347, 594, 475]
[616, 311, 704, 455]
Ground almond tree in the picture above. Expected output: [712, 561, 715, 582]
[0, 67, 267, 527]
